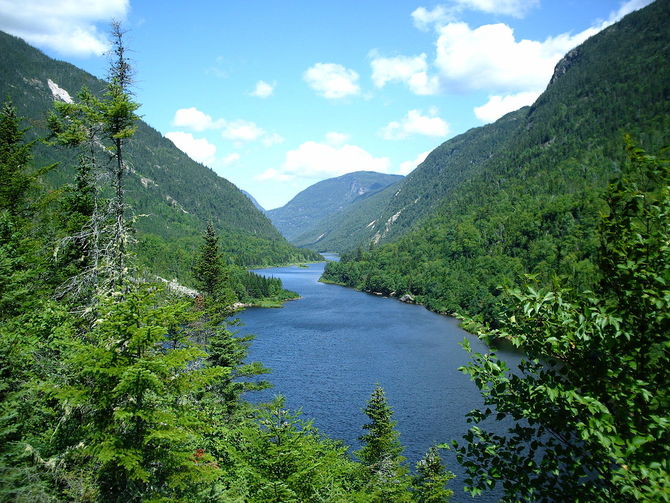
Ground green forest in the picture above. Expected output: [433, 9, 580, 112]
[2, 1, 670, 502]
[322, 0, 670, 325]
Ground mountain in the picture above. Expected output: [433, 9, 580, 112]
[266, 171, 403, 242]
[0, 31, 320, 281]
[322, 0, 670, 321]
[242, 190, 266, 213]
[294, 110, 524, 252]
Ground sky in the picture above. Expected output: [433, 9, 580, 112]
[0, 0, 653, 209]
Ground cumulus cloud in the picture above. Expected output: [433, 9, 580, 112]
[221, 119, 266, 142]
[474, 90, 540, 123]
[172, 107, 223, 131]
[435, 22, 566, 93]
[398, 151, 430, 175]
[406, 0, 651, 105]
[325, 132, 350, 145]
[256, 141, 390, 181]
[304, 63, 361, 99]
[165, 132, 217, 166]
[221, 153, 240, 165]
[0, 0, 129, 56]
[380, 109, 449, 140]
[411, 6, 454, 31]
[171, 108, 282, 145]
[412, 0, 538, 31]
[370, 52, 439, 95]
[250, 80, 275, 98]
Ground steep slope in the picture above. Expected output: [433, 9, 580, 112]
[0, 31, 320, 280]
[323, 0, 670, 320]
[266, 171, 402, 242]
[294, 110, 524, 252]
[242, 190, 266, 213]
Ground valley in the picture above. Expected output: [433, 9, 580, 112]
[1, 1, 669, 502]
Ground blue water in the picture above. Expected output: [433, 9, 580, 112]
[236, 258, 521, 502]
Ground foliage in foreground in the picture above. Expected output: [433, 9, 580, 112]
[455, 143, 670, 502]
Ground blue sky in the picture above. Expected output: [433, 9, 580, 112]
[0, 0, 652, 209]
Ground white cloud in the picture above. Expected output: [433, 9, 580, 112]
[380, 109, 449, 140]
[434, 22, 561, 93]
[325, 132, 350, 145]
[453, 0, 538, 18]
[262, 132, 285, 147]
[398, 151, 430, 175]
[256, 141, 390, 181]
[370, 52, 440, 95]
[411, 6, 454, 31]
[221, 153, 240, 165]
[474, 90, 540, 123]
[172, 107, 282, 146]
[433, 0, 653, 95]
[165, 132, 217, 166]
[304, 63, 361, 99]
[412, 0, 537, 31]
[221, 119, 266, 142]
[0, 0, 129, 56]
[172, 107, 223, 131]
[250, 80, 275, 98]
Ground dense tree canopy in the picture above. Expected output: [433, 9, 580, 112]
[455, 143, 670, 502]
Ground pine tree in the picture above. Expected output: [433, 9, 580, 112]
[357, 385, 411, 501]
[50, 286, 224, 501]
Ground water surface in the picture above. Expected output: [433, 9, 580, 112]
[237, 259, 520, 501]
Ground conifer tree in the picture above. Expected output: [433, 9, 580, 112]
[413, 447, 454, 502]
[48, 22, 139, 302]
[0, 101, 33, 217]
[193, 221, 237, 308]
[357, 385, 411, 500]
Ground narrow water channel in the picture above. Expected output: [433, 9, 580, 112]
[237, 258, 521, 501]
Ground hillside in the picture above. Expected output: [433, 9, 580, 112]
[294, 110, 524, 252]
[242, 190, 266, 213]
[323, 0, 670, 321]
[0, 31, 320, 281]
[267, 171, 402, 242]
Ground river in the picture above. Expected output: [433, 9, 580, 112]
[237, 258, 521, 501]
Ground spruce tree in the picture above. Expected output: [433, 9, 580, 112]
[0, 101, 33, 217]
[193, 221, 237, 308]
[413, 447, 454, 502]
[357, 385, 410, 500]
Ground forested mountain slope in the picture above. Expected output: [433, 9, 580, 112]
[323, 0, 670, 321]
[0, 31, 319, 281]
[295, 110, 524, 252]
[267, 171, 402, 242]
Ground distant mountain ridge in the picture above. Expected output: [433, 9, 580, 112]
[293, 109, 524, 252]
[242, 190, 266, 213]
[0, 30, 319, 280]
[267, 171, 403, 242]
